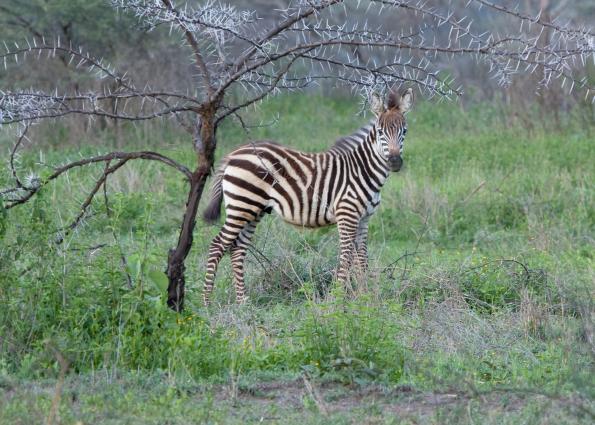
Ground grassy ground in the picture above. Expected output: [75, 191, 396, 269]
[0, 94, 593, 424]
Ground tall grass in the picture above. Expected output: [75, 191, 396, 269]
[0, 94, 593, 423]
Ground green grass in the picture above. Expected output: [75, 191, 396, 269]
[0, 94, 594, 424]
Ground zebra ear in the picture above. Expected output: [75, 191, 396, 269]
[398, 88, 414, 113]
[369, 92, 385, 116]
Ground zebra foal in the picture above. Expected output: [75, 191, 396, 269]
[202, 88, 413, 305]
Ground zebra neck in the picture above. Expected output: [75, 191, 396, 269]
[338, 127, 391, 190]
[329, 121, 374, 154]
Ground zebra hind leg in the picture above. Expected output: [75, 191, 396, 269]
[203, 218, 250, 306]
[230, 217, 261, 304]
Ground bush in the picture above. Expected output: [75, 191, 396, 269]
[291, 293, 405, 384]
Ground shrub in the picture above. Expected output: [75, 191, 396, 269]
[291, 294, 405, 384]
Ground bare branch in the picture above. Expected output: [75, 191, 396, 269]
[5, 0, 593, 126]
[216, 51, 311, 124]
[472, 0, 594, 38]
[228, 0, 343, 74]
[160, 0, 214, 97]
[61, 159, 130, 237]
[2, 150, 192, 209]
[0, 41, 132, 88]
[8, 124, 32, 191]
[111, 0, 253, 98]
[0, 90, 202, 124]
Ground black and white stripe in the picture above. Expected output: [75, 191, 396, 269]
[201, 89, 413, 304]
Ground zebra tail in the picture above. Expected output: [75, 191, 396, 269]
[202, 159, 228, 223]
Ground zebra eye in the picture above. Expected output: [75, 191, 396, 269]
[402, 128, 408, 135]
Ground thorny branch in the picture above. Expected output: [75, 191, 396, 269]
[472, 0, 594, 38]
[59, 159, 130, 239]
[2, 146, 192, 210]
[0, 90, 201, 124]
[0, 41, 132, 88]
[2, 140, 192, 243]
[0, 0, 595, 124]
[160, 0, 214, 97]
[2, 0, 593, 128]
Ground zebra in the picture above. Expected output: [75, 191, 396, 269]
[201, 88, 413, 305]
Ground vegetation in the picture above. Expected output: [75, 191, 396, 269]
[1, 94, 593, 423]
[3, 0, 593, 312]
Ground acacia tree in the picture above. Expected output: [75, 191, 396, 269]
[1, 0, 593, 311]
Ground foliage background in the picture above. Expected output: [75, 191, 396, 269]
[0, 1, 594, 424]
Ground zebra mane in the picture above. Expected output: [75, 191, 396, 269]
[329, 122, 374, 153]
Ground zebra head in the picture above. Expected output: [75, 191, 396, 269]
[370, 88, 414, 172]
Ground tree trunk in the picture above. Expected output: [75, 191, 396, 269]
[166, 112, 217, 311]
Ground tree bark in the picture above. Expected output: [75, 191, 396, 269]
[165, 168, 209, 311]
[166, 112, 217, 311]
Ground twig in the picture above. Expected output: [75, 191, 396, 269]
[460, 180, 486, 205]
[460, 258, 532, 284]
[67, 243, 108, 252]
[382, 251, 421, 279]
[45, 341, 70, 425]
[400, 212, 430, 281]
[60, 159, 129, 237]
[161, 0, 214, 98]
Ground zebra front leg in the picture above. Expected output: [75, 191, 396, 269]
[336, 216, 359, 291]
[354, 217, 370, 274]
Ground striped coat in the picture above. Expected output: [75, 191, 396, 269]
[202, 88, 413, 305]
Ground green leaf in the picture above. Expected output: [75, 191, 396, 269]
[126, 257, 141, 280]
[147, 269, 168, 292]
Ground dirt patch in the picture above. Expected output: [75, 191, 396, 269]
[211, 378, 545, 420]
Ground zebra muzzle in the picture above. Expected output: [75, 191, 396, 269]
[388, 155, 403, 172]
